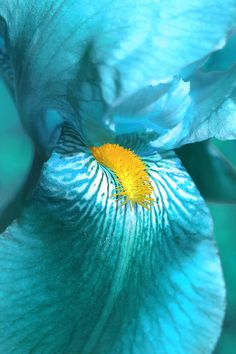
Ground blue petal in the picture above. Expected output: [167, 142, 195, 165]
[152, 62, 236, 151]
[181, 30, 236, 81]
[0, 23, 15, 95]
[113, 77, 191, 133]
[187, 65, 236, 142]
[73, 75, 191, 146]
[160, 31, 236, 150]
[203, 30, 236, 72]
[0, 1, 236, 151]
[0, 126, 225, 353]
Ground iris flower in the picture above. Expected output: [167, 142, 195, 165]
[0, 1, 236, 353]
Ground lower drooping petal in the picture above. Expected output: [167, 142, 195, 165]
[0, 127, 225, 354]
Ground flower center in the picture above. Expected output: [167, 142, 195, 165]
[90, 144, 154, 209]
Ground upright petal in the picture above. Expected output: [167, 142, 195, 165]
[0, 0, 236, 152]
[157, 29, 236, 150]
[71, 75, 191, 147]
[151, 62, 236, 151]
[185, 65, 236, 143]
[203, 31, 236, 72]
[0, 126, 225, 353]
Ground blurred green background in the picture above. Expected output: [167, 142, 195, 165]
[0, 80, 235, 353]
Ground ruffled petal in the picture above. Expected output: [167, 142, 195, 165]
[72, 75, 191, 147]
[0, 1, 236, 152]
[187, 65, 236, 142]
[152, 62, 236, 151]
[177, 140, 236, 203]
[0, 126, 225, 353]
[164, 30, 236, 149]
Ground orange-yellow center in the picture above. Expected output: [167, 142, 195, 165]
[90, 144, 154, 209]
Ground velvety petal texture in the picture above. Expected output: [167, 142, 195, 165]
[0, 29, 14, 94]
[0, 1, 236, 152]
[0, 127, 225, 353]
[148, 60, 236, 151]
[203, 31, 236, 72]
[157, 30, 236, 151]
[182, 64, 236, 145]
[0, 1, 234, 353]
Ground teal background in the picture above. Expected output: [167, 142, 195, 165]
[213, 203, 236, 354]
[0, 80, 33, 213]
[212, 140, 236, 354]
[0, 81, 235, 353]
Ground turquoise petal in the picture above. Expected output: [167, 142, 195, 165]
[72, 75, 191, 146]
[164, 33, 236, 150]
[112, 77, 191, 134]
[0, 21, 14, 95]
[153, 63, 236, 151]
[0, 126, 225, 353]
[181, 30, 236, 81]
[177, 140, 236, 203]
[0, 1, 236, 151]
[187, 65, 236, 142]
[203, 31, 236, 72]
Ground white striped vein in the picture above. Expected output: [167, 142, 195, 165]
[0, 127, 224, 354]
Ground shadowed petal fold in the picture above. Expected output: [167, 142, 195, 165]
[177, 141, 236, 203]
[0, 127, 225, 353]
[203, 31, 236, 72]
[0, 81, 33, 216]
